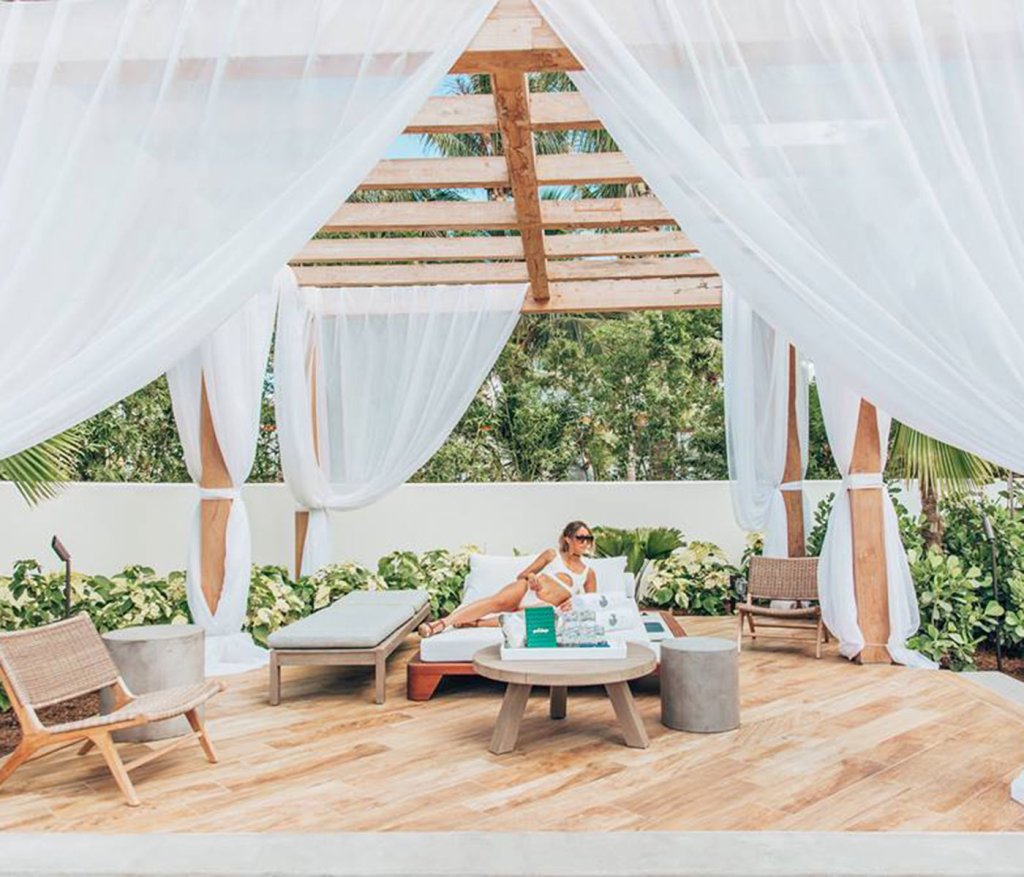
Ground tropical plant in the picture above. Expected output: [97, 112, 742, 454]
[302, 562, 387, 612]
[0, 430, 82, 505]
[906, 547, 1001, 669]
[245, 565, 308, 647]
[637, 541, 737, 614]
[738, 531, 765, 581]
[887, 422, 995, 549]
[593, 526, 684, 575]
[377, 546, 477, 619]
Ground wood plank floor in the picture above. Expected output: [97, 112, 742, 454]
[4, 617, 1024, 833]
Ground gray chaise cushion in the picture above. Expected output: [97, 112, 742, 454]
[267, 589, 429, 650]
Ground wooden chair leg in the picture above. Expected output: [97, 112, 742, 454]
[746, 612, 757, 639]
[93, 732, 140, 807]
[185, 708, 218, 764]
[77, 739, 95, 757]
[374, 654, 387, 705]
[269, 652, 282, 706]
[0, 741, 35, 789]
[736, 612, 745, 652]
[816, 617, 823, 659]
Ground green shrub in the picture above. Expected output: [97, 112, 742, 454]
[906, 548, 1000, 670]
[593, 526, 683, 574]
[739, 531, 764, 581]
[378, 546, 476, 619]
[807, 485, 923, 558]
[638, 541, 737, 615]
[303, 562, 387, 612]
[244, 565, 307, 648]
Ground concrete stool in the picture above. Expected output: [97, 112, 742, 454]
[101, 624, 205, 743]
[660, 636, 739, 733]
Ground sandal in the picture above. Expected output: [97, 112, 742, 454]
[418, 619, 447, 638]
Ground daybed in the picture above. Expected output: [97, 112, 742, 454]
[406, 554, 684, 700]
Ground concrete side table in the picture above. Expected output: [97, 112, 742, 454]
[660, 636, 739, 733]
[101, 624, 205, 743]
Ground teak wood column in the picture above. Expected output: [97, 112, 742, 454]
[293, 345, 320, 579]
[782, 345, 805, 557]
[199, 379, 232, 615]
[849, 400, 891, 664]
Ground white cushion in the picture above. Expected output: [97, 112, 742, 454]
[460, 553, 629, 605]
[461, 554, 529, 605]
[587, 556, 628, 593]
[420, 626, 504, 662]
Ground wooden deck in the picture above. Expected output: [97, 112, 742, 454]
[4, 617, 1024, 833]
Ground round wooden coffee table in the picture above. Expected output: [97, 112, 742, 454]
[473, 643, 657, 754]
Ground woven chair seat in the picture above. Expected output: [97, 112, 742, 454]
[739, 603, 821, 620]
[46, 681, 223, 735]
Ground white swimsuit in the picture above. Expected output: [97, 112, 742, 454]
[519, 553, 588, 608]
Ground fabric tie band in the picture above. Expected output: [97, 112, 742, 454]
[842, 472, 884, 490]
[198, 487, 241, 501]
[779, 481, 804, 492]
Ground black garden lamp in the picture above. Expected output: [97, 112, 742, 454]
[51, 535, 72, 619]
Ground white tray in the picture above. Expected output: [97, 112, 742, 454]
[499, 643, 627, 661]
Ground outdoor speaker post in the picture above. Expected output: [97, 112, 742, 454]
[51, 536, 71, 619]
[981, 514, 1003, 673]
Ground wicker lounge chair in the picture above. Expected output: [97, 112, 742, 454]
[736, 556, 827, 658]
[0, 614, 224, 807]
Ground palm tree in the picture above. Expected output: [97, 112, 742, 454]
[0, 430, 82, 505]
[888, 422, 995, 549]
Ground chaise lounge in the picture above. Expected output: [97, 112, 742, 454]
[268, 589, 430, 705]
[406, 554, 684, 700]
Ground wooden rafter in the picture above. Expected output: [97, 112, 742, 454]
[294, 0, 718, 312]
[359, 152, 639, 190]
[323, 197, 674, 233]
[492, 69, 549, 300]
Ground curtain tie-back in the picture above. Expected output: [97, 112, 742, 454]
[842, 472, 884, 491]
[779, 481, 804, 492]
[198, 487, 241, 501]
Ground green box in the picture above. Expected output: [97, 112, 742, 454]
[524, 605, 558, 648]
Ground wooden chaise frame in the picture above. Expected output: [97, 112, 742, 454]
[269, 601, 431, 706]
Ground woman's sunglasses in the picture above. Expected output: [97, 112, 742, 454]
[573, 533, 595, 543]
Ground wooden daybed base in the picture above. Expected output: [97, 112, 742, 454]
[407, 610, 686, 701]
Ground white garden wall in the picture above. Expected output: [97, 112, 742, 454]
[0, 480, 909, 575]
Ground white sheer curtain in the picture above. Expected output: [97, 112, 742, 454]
[534, 0, 1024, 474]
[275, 272, 526, 575]
[0, 0, 496, 460]
[815, 367, 935, 668]
[166, 280, 276, 676]
[723, 286, 808, 557]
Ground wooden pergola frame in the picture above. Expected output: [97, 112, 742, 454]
[204, 0, 889, 666]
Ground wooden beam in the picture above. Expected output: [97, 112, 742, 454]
[849, 400, 891, 664]
[528, 92, 603, 131]
[323, 197, 674, 233]
[782, 345, 806, 557]
[523, 276, 722, 313]
[492, 69, 549, 300]
[403, 92, 601, 135]
[546, 230, 698, 258]
[199, 379, 232, 616]
[293, 231, 696, 264]
[293, 236, 525, 264]
[357, 152, 639, 191]
[293, 257, 715, 288]
[451, 0, 580, 73]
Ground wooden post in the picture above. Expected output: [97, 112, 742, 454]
[782, 345, 805, 557]
[199, 379, 232, 616]
[849, 400, 891, 664]
[294, 345, 320, 579]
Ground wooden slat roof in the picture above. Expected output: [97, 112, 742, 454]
[293, 0, 721, 312]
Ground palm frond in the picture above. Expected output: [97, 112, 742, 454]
[0, 430, 82, 505]
[888, 422, 995, 496]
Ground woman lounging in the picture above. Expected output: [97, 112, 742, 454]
[417, 521, 598, 638]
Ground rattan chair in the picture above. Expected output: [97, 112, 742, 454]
[736, 556, 828, 658]
[0, 614, 224, 806]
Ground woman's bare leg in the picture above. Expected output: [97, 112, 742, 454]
[420, 580, 528, 636]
